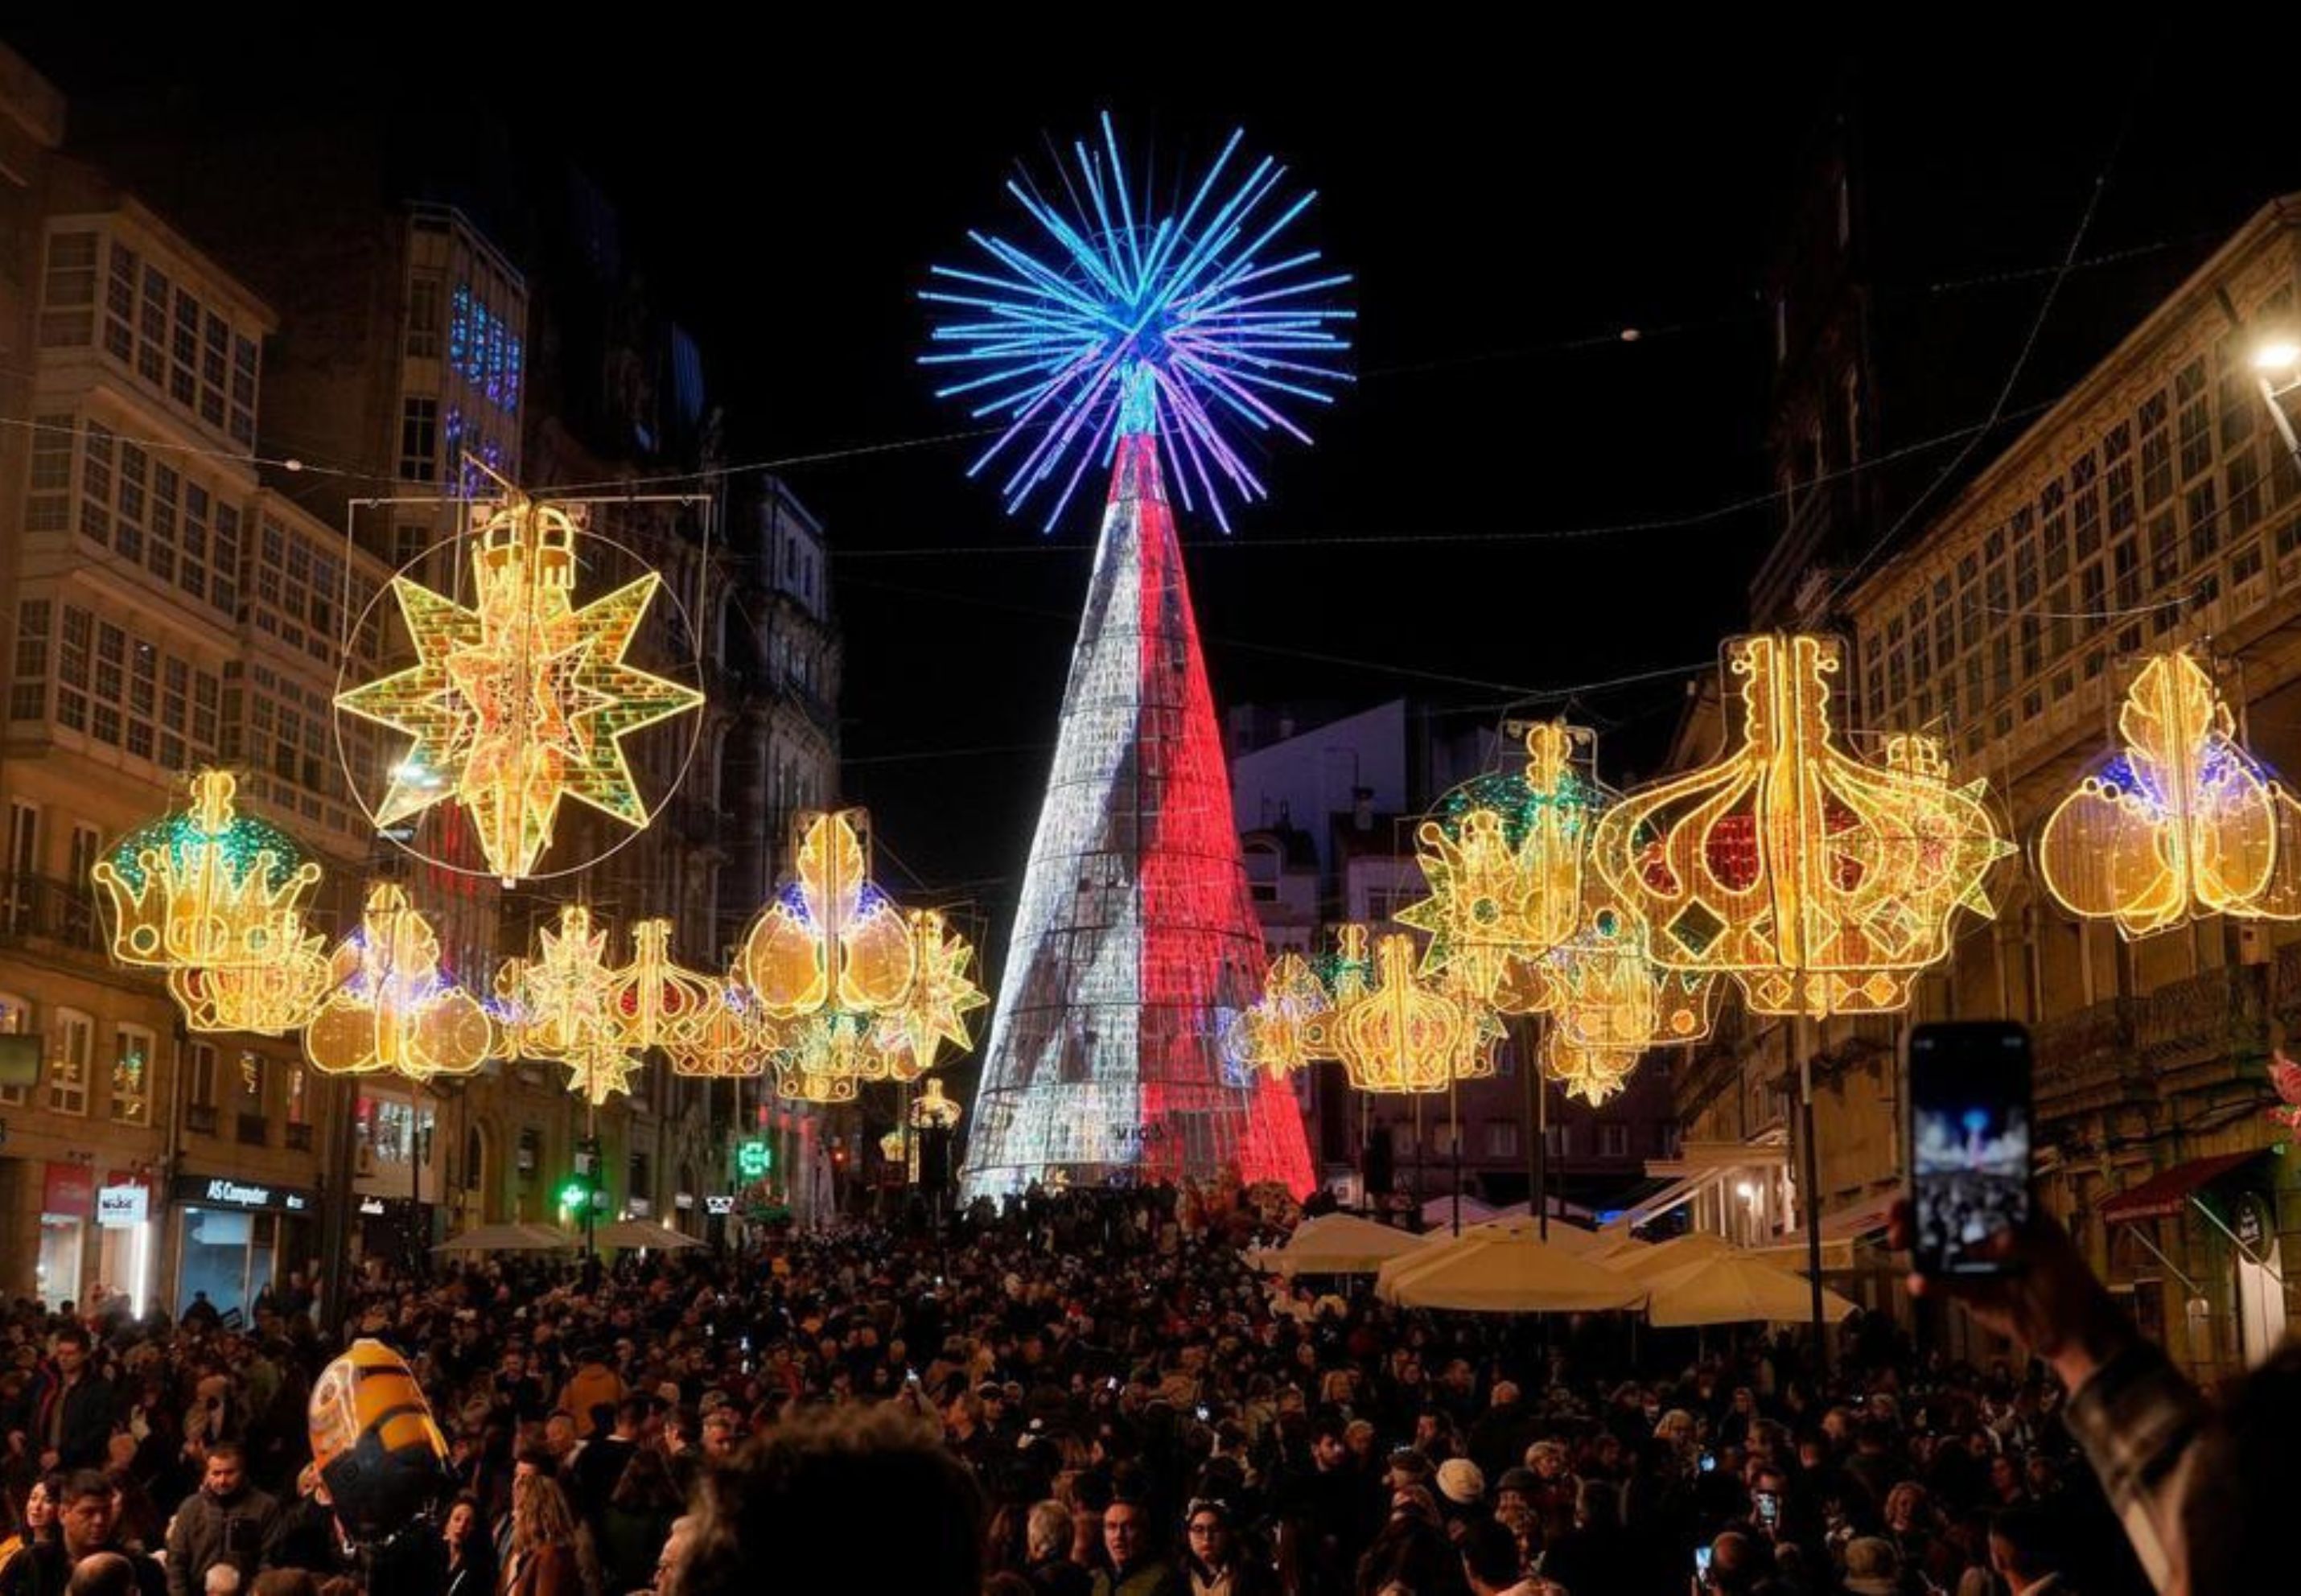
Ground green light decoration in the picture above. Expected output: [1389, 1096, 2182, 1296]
[92, 769, 324, 969]
[738, 1139, 771, 1179]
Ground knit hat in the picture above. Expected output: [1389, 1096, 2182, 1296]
[1841, 1537, 1900, 1596]
[1496, 1466, 1541, 1500]
[1435, 1458, 1486, 1506]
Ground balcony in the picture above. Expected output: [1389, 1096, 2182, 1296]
[285, 1121, 314, 1153]
[237, 1113, 268, 1147]
[2133, 965, 2268, 1081]
[2033, 998, 2148, 1119]
[0, 874, 105, 955]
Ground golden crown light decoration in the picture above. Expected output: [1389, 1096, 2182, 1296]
[1546, 901, 1717, 1055]
[611, 919, 719, 1053]
[663, 986, 776, 1078]
[1397, 720, 1596, 1002]
[1590, 634, 2010, 1018]
[93, 770, 324, 972]
[336, 487, 704, 886]
[1328, 933, 1475, 1095]
[305, 883, 492, 1083]
[2038, 648, 2301, 938]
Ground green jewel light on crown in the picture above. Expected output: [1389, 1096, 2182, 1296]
[92, 769, 324, 970]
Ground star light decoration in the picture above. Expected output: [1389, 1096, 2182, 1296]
[1590, 634, 2010, 1018]
[305, 883, 493, 1082]
[2038, 648, 2301, 938]
[496, 905, 648, 1107]
[735, 810, 988, 1104]
[337, 488, 704, 886]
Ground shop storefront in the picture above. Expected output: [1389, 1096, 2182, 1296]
[37, 1162, 93, 1311]
[94, 1174, 158, 1317]
[352, 1195, 437, 1268]
[170, 1174, 315, 1325]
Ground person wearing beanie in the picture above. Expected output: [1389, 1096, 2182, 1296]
[1436, 1458, 1486, 1510]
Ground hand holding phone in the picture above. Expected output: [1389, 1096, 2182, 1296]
[1907, 1022, 2032, 1277]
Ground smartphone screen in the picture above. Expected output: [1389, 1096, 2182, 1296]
[1908, 1021, 2032, 1276]
[1694, 1545, 1714, 1576]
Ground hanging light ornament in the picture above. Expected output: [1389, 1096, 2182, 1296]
[771, 1011, 871, 1104]
[1227, 951, 1332, 1079]
[564, 1041, 644, 1107]
[611, 919, 718, 1053]
[868, 910, 988, 1082]
[664, 985, 776, 1078]
[1590, 634, 2009, 1018]
[305, 883, 492, 1082]
[1540, 1029, 1640, 1107]
[1327, 933, 1472, 1094]
[739, 809, 916, 1018]
[93, 768, 323, 972]
[1397, 721, 1595, 1002]
[336, 488, 704, 885]
[169, 926, 335, 1037]
[496, 904, 644, 1106]
[2038, 648, 2301, 937]
[1546, 900, 1717, 1054]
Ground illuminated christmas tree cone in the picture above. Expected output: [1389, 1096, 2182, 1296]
[927, 118, 1340, 1199]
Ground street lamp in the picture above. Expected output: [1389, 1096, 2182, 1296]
[2241, 320, 2301, 472]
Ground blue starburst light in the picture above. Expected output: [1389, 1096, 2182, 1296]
[922, 113, 1354, 532]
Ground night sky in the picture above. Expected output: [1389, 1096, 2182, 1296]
[14, 27, 2299, 962]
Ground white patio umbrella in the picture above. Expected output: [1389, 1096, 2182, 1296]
[1640, 1248, 1860, 1327]
[1377, 1220, 1645, 1313]
[1420, 1194, 1497, 1228]
[593, 1218, 706, 1251]
[431, 1221, 578, 1253]
[1248, 1213, 1425, 1274]
[1607, 1230, 1735, 1281]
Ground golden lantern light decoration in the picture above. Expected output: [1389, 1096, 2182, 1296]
[739, 809, 916, 1019]
[169, 924, 335, 1036]
[305, 883, 492, 1083]
[735, 809, 986, 1104]
[1546, 901, 1716, 1055]
[610, 918, 718, 1053]
[1540, 1029, 1640, 1107]
[1227, 951, 1333, 1079]
[2038, 648, 2301, 938]
[1590, 633, 2009, 1018]
[335, 487, 704, 886]
[92, 769, 323, 972]
[1396, 720, 1595, 1002]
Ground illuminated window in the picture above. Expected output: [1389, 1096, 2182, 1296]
[48, 1006, 92, 1116]
[110, 1024, 154, 1125]
[0, 992, 30, 1106]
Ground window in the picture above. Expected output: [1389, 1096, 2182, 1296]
[11, 601, 49, 722]
[1485, 1121, 1519, 1159]
[1599, 1124, 1631, 1158]
[26, 415, 72, 533]
[406, 274, 442, 359]
[399, 397, 438, 482]
[39, 230, 96, 347]
[0, 992, 28, 1106]
[111, 1024, 153, 1125]
[187, 1042, 218, 1109]
[48, 1006, 92, 1115]
[286, 1065, 308, 1125]
[1543, 1124, 1570, 1158]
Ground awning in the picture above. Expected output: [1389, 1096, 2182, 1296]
[2099, 1151, 2266, 1225]
[1756, 1189, 1899, 1271]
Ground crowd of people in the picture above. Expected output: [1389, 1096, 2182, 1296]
[0, 1182, 2260, 1596]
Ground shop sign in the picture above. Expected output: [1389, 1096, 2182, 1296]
[674, 1192, 695, 1211]
[97, 1185, 149, 1228]
[704, 1195, 735, 1216]
[359, 1197, 388, 1217]
[172, 1174, 315, 1214]
[2234, 1191, 2272, 1253]
[42, 1162, 94, 1219]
